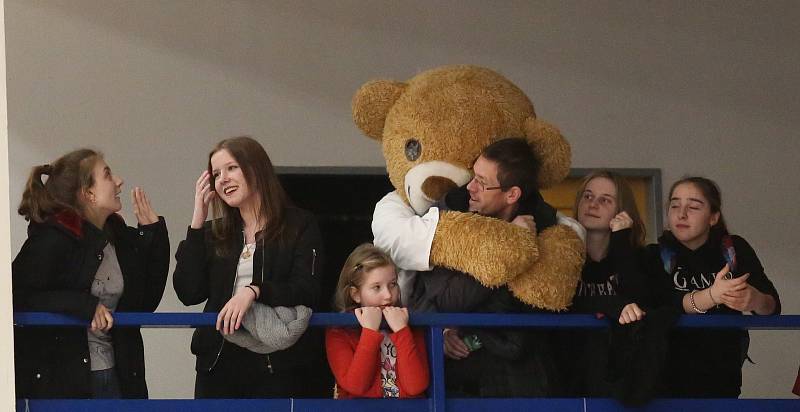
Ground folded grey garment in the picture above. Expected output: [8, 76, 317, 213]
[223, 303, 312, 354]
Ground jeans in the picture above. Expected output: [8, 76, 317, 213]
[91, 368, 121, 399]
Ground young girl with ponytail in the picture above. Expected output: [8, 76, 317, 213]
[12, 149, 169, 399]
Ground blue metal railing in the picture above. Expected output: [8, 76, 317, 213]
[12, 312, 800, 412]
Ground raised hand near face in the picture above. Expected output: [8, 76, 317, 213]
[609, 211, 633, 232]
[131, 187, 159, 225]
[191, 170, 216, 229]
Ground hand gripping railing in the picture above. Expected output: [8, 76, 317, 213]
[13, 312, 800, 412]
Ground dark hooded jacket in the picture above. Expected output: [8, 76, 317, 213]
[13, 211, 169, 399]
[647, 229, 781, 398]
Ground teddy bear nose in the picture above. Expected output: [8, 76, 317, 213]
[421, 176, 458, 201]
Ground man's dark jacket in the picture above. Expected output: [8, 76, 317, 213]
[409, 186, 560, 397]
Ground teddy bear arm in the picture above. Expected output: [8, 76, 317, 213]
[429, 211, 539, 287]
[508, 224, 585, 311]
[371, 191, 439, 271]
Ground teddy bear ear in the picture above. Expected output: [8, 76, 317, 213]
[352, 79, 407, 141]
[524, 117, 572, 189]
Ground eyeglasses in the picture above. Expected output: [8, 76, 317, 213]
[471, 176, 504, 192]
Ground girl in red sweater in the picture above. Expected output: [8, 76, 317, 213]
[326, 243, 429, 399]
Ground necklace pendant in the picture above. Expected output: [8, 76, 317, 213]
[241, 249, 252, 259]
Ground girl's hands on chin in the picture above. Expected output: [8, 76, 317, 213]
[191, 170, 215, 229]
[382, 306, 409, 332]
[354, 307, 383, 331]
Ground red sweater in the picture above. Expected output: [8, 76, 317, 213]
[325, 326, 429, 399]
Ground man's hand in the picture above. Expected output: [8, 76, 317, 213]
[511, 214, 536, 233]
[443, 328, 470, 359]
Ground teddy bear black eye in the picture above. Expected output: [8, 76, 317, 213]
[405, 139, 421, 161]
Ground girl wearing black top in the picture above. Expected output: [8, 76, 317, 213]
[13, 149, 169, 399]
[649, 176, 780, 398]
[558, 170, 648, 396]
[173, 136, 327, 398]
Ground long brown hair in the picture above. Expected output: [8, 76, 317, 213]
[333, 243, 396, 312]
[573, 170, 646, 248]
[208, 136, 290, 256]
[668, 176, 728, 235]
[18, 149, 102, 223]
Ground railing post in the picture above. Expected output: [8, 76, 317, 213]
[428, 326, 445, 412]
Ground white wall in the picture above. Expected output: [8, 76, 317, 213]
[4, 0, 798, 399]
[1, 0, 18, 409]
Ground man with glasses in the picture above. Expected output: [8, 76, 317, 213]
[403, 137, 581, 397]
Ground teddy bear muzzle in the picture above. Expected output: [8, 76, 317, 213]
[404, 161, 472, 215]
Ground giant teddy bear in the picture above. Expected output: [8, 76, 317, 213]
[352, 65, 584, 310]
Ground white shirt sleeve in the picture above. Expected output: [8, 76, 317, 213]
[556, 212, 587, 244]
[372, 191, 439, 271]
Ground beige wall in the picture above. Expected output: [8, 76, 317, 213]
[4, 0, 798, 399]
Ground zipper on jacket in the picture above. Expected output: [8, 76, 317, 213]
[311, 248, 317, 277]
[208, 235, 247, 372]
[207, 338, 226, 372]
[266, 354, 274, 374]
[208, 272, 239, 371]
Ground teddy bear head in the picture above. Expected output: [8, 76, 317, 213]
[352, 65, 571, 215]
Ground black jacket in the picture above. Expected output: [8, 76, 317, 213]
[13, 212, 169, 399]
[647, 230, 781, 398]
[173, 207, 324, 373]
[556, 229, 653, 399]
[570, 229, 648, 316]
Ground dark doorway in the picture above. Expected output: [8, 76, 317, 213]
[278, 167, 394, 312]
